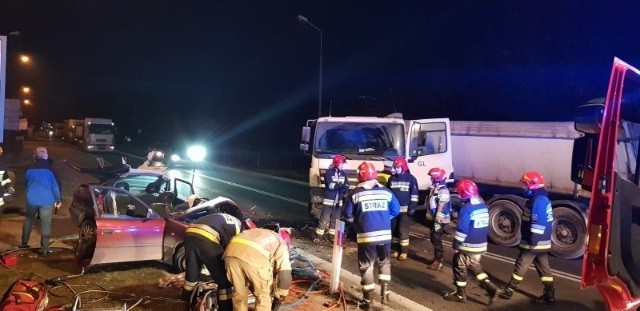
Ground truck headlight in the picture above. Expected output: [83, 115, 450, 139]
[171, 154, 181, 162]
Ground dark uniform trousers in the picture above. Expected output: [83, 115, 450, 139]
[391, 212, 410, 253]
[452, 252, 491, 287]
[512, 249, 554, 285]
[358, 243, 392, 290]
[184, 234, 233, 310]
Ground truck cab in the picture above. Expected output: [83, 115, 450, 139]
[300, 114, 453, 219]
[82, 118, 115, 152]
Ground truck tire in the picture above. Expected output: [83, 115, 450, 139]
[487, 195, 526, 247]
[550, 206, 587, 259]
[309, 203, 322, 220]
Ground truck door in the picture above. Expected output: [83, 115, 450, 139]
[579, 58, 640, 310]
[406, 118, 454, 190]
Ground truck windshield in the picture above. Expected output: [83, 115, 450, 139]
[313, 122, 405, 158]
[89, 124, 114, 135]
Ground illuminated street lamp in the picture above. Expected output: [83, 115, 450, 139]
[23, 99, 30, 105]
[297, 15, 323, 118]
[22, 86, 30, 94]
[19, 55, 30, 63]
[187, 145, 207, 184]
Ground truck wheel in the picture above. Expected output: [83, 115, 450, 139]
[76, 220, 97, 267]
[488, 198, 523, 247]
[172, 244, 186, 273]
[550, 207, 587, 259]
[309, 203, 322, 221]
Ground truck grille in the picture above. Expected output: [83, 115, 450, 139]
[96, 139, 107, 143]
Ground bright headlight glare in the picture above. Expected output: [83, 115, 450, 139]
[171, 154, 181, 161]
[187, 145, 207, 162]
[155, 151, 164, 157]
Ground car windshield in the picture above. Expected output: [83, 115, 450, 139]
[313, 121, 405, 158]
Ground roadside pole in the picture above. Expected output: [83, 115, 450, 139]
[330, 220, 345, 293]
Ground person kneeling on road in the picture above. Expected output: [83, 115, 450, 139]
[444, 179, 499, 305]
[344, 162, 400, 311]
[386, 157, 418, 261]
[223, 228, 292, 311]
[499, 171, 555, 304]
[181, 213, 244, 311]
[425, 167, 453, 271]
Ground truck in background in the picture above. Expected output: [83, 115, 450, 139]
[2, 99, 24, 155]
[77, 118, 115, 152]
[450, 120, 588, 259]
[300, 115, 454, 220]
[63, 119, 83, 143]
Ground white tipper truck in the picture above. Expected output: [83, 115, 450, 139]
[450, 120, 588, 259]
[300, 114, 455, 220]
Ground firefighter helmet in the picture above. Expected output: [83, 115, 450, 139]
[392, 157, 409, 173]
[456, 179, 479, 200]
[357, 162, 378, 182]
[332, 155, 346, 167]
[520, 171, 545, 190]
[428, 167, 446, 183]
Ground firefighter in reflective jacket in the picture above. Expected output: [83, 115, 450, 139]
[315, 155, 349, 244]
[344, 162, 400, 311]
[386, 157, 418, 261]
[181, 213, 243, 311]
[499, 171, 555, 303]
[425, 167, 452, 270]
[444, 179, 499, 305]
[224, 228, 292, 311]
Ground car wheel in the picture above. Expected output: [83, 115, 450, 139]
[172, 244, 186, 273]
[76, 219, 97, 267]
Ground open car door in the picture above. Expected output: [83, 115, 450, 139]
[580, 58, 640, 310]
[406, 118, 454, 190]
[76, 185, 165, 267]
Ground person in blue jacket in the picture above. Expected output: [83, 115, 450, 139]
[386, 157, 418, 261]
[344, 162, 400, 311]
[20, 147, 62, 256]
[444, 179, 499, 305]
[499, 171, 555, 303]
[314, 154, 349, 244]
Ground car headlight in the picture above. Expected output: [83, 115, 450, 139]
[171, 154, 181, 162]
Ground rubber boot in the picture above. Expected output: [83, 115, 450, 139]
[480, 279, 499, 306]
[398, 253, 408, 261]
[443, 286, 466, 303]
[217, 300, 233, 311]
[390, 250, 399, 259]
[313, 233, 323, 244]
[531, 286, 555, 304]
[427, 257, 442, 271]
[359, 290, 374, 311]
[380, 282, 390, 304]
[499, 280, 518, 300]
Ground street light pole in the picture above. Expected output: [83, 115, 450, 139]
[297, 15, 323, 118]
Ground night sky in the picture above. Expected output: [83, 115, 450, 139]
[2, 1, 640, 152]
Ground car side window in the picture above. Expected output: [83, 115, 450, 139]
[94, 186, 159, 220]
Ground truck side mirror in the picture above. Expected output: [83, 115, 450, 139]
[301, 127, 311, 143]
[574, 104, 604, 134]
[299, 143, 309, 152]
[571, 134, 598, 191]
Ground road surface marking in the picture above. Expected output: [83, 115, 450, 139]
[410, 232, 581, 282]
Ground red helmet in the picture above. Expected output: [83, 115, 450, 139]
[428, 167, 446, 183]
[456, 179, 479, 199]
[357, 162, 378, 182]
[392, 157, 409, 172]
[520, 171, 545, 190]
[332, 155, 346, 167]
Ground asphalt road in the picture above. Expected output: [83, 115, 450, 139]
[49, 141, 605, 310]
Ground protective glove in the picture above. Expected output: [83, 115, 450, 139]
[272, 295, 286, 311]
